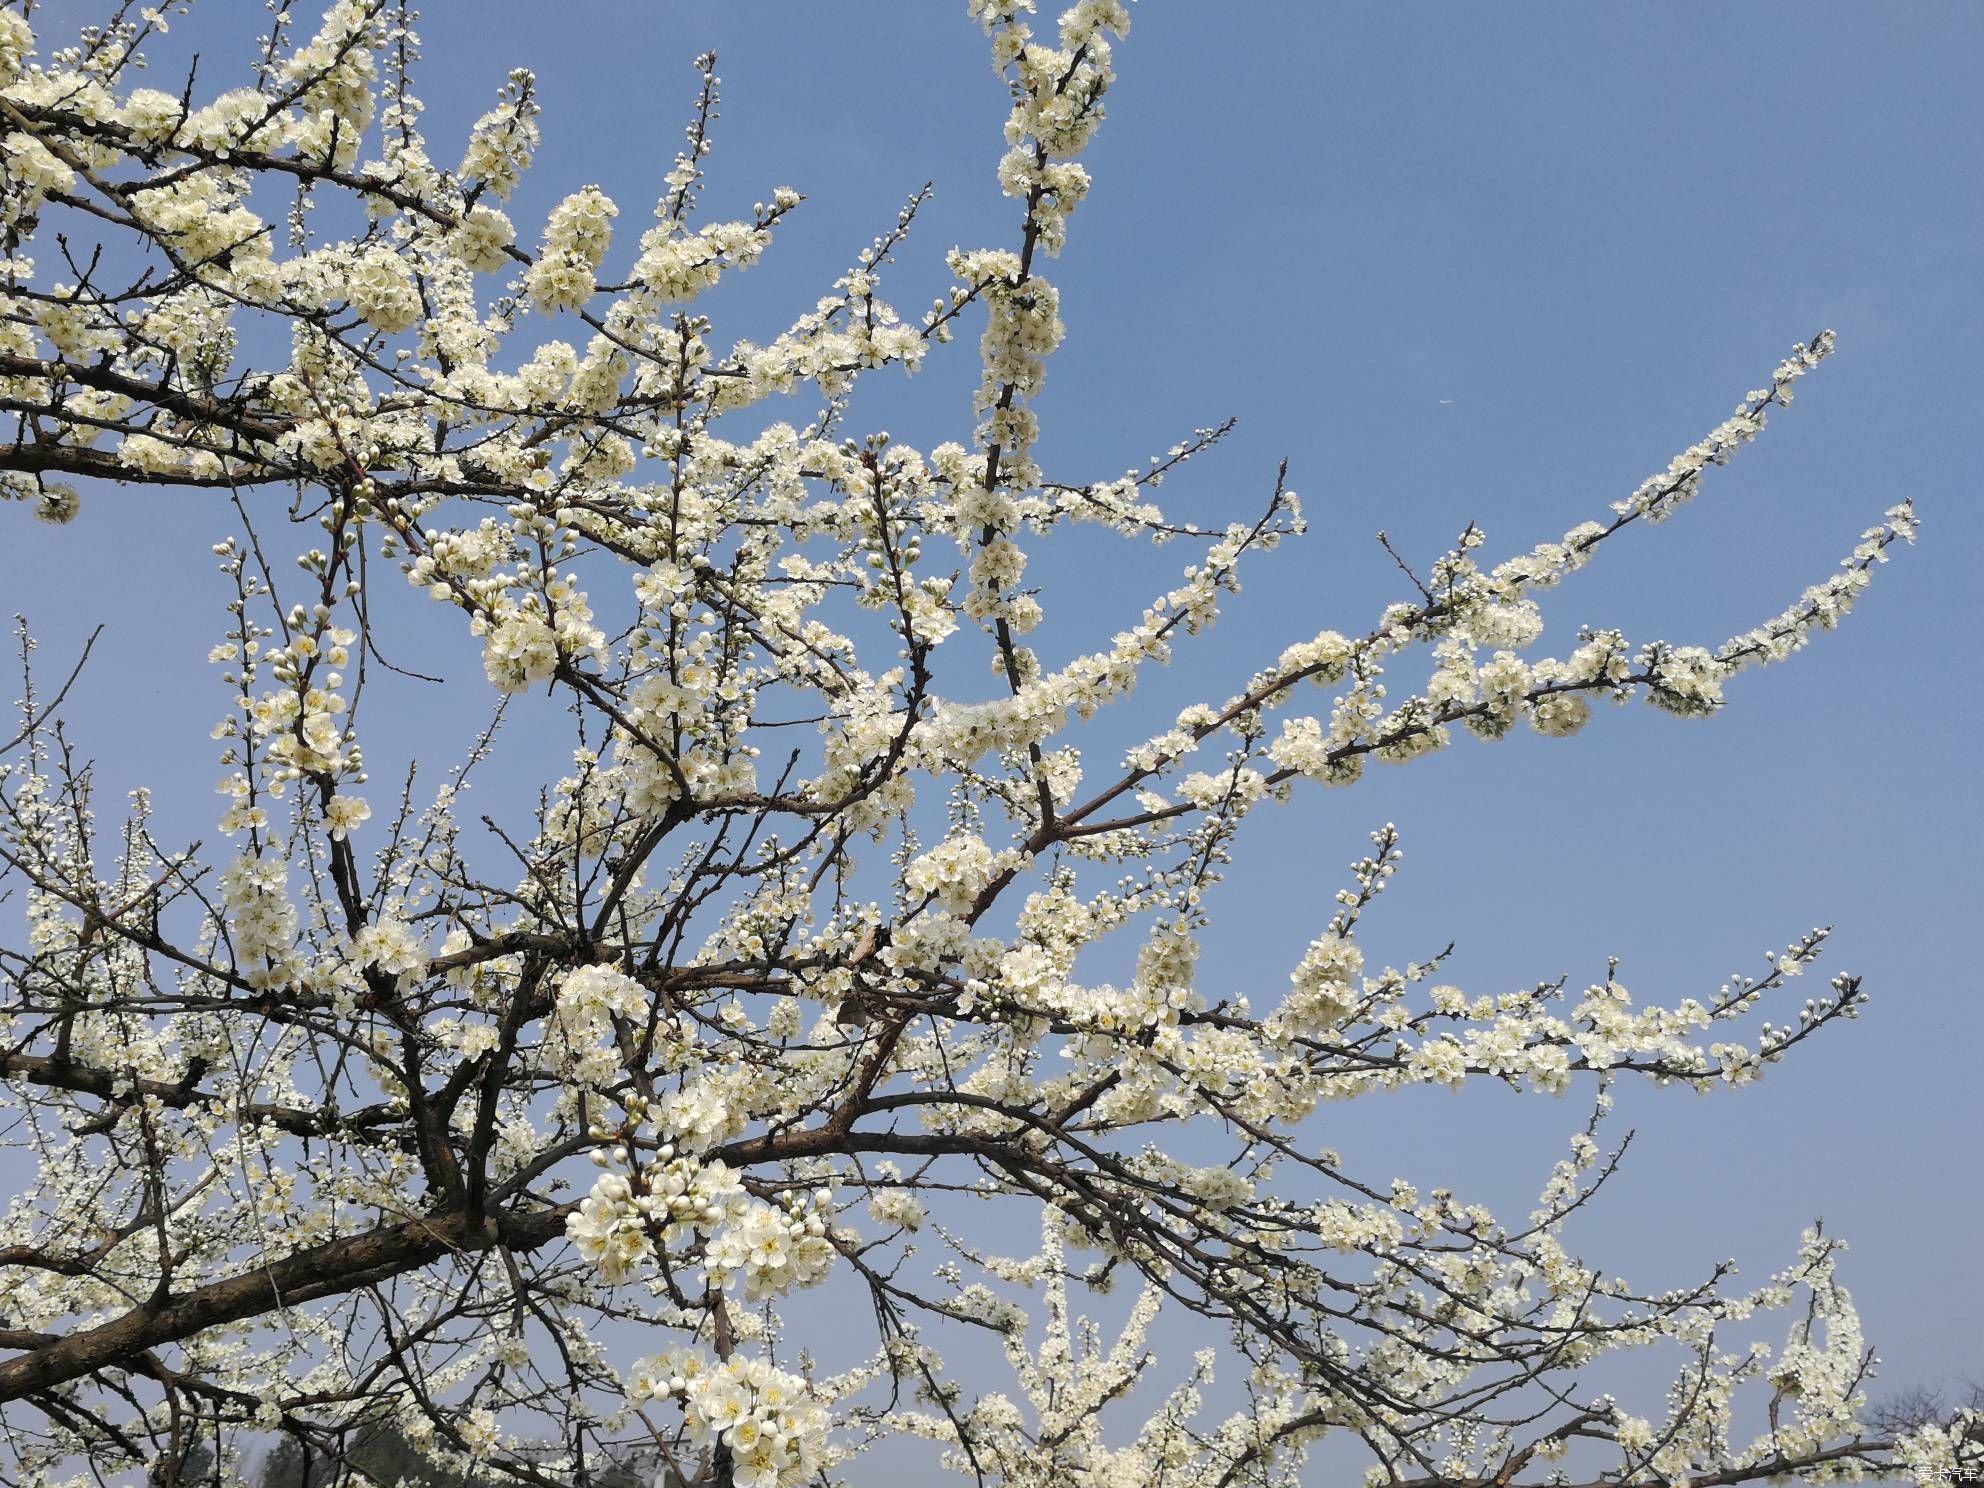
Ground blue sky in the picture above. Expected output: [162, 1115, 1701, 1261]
[8, 0, 1982, 1438]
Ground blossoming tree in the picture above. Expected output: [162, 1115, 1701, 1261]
[0, 3, 1974, 1486]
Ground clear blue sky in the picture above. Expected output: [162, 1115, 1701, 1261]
[9, 0, 1981, 1430]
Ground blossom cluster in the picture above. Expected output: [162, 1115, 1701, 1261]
[629, 1352, 829, 1488]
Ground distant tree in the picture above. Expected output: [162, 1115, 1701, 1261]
[254, 1436, 314, 1488]
[152, 1432, 215, 1488]
[1869, 1381, 1984, 1444]
[0, 2, 1978, 1486]
[256, 1418, 567, 1488]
